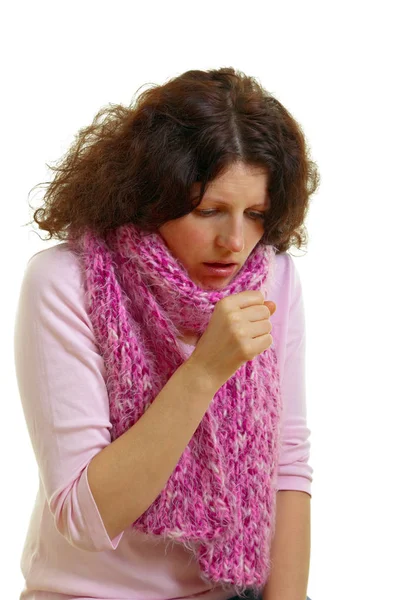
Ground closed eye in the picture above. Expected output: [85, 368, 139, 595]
[196, 210, 265, 220]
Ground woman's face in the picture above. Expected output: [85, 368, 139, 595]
[158, 161, 270, 290]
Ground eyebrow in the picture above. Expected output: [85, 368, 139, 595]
[198, 198, 268, 209]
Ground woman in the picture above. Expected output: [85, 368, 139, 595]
[15, 67, 318, 600]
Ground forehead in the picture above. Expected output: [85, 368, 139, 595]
[196, 161, 266, 185]
[191, 170, 269, 206]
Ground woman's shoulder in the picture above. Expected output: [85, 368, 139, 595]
[270, 251, 302, 303]
[16, 242, 100, 350]
[27, 241, 82, 276]
[23, 242, 84, 296]
[19, 242, 88, 322]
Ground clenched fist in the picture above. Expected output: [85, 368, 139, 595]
[188, 291, 276, 389]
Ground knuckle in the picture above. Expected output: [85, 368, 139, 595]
[228, 311, 241, 326]
[235, 326, 246, 339]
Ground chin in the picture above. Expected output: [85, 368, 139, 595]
[195, 277, 234, 291]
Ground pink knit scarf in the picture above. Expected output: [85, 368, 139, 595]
[68, 222, 283, 597]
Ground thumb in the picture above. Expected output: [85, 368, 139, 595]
[264, 300, 276, 316]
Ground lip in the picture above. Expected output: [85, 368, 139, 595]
[202, 262, 238, 277]
[206, 261, 238, 265]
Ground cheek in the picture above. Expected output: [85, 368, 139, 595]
[184, 222, 210, 251]
[190, 229, 209, 248]
[166, 225, 208, 267]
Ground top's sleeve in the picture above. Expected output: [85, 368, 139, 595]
[13, 244, 125, 552]
[275, 253, 313, 497]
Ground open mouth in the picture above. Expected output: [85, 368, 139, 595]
[202, 263, 237, 276]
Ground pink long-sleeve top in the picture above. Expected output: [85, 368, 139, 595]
[14, 242, 313, 600]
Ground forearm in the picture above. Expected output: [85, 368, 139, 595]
[87, 358, 219, 540]
[262, 490, 311, 600]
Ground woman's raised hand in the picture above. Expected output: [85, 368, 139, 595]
[188, 291, 276, 389]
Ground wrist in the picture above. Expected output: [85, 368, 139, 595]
[182, 354, 224, 396]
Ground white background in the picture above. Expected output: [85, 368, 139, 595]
[2, 1, 399, 598]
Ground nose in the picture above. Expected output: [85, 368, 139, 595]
[216, 219, 245, 253]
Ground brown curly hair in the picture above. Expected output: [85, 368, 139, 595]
[26, 66, 320, 253]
